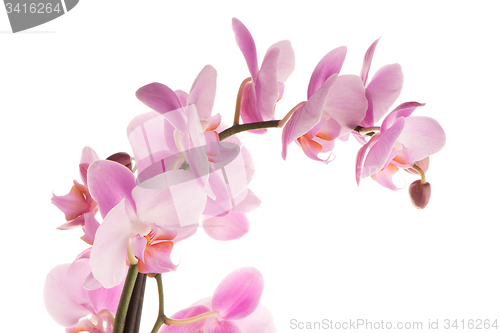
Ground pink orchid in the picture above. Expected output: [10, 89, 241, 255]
[359, 38, 404, 128]
[132, 80, 259, 241]
[44, 249, 124, 333]
[159, 267, 275, 333]
[281, 47, 367, 162]
[87, 160, 206, 288]
[232, 18, 295, 132]
[52, 146, 100, 245]
[355, 102, 446, 190]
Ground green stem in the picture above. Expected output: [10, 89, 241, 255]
[113, 264, 139, 333]
[151, 274, 165, 333]
[218, 120, 280, 141]
[123, 273, 147, 333]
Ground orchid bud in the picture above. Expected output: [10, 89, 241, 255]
[106, 152, 133, 171]
[408, 180, 431, 209]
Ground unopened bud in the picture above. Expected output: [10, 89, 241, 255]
[106, 152, 133, 171]
[408, 180, 431, 209]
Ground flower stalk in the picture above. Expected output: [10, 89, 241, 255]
[113, 264, 139, 333]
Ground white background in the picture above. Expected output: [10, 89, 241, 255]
[1, 1, 499, 332]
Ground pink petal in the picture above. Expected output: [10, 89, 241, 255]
[371, 163, 402, 191]
[175, 89, 188, 106]
[297, 136, 332, 163]
[44, 261, 90, 327]
[381, 101, 426, 132]
[307, 46, 347, 99]
[397, 116, 446, 162]
[51, 181, 91, 221]
[87, 160, 136, 218]
[360, 38, 380, 86]
[233, 304, 276, 333]
[130, 235, 148, 264]
[232, 18, 259, 79]
[204, 318, 242, 333]
[212, 267, 264, 320]
[203, 212, 249, 241]
[268, 40, 295, 82]
[90, 199, 133, 288]
[323, 75, 368, 136]
[239, 82, 266, 133]
[86, 276, 124, 315]
[139, 241, 176, 274]
[231, 189, 261, 214]
[187, 65, 217, 119]
[81, 212, 100, 245]
[79, 146, 99, 185]
[355, 134, 380, 185]
[362, 117, 405, 178]
[136, 82, 183, 115]
[256, 47, 280, 121]
[365, 63, 404, 124]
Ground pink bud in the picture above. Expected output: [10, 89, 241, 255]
[408, 180, 431, 209]
[106, 152, 133, 171]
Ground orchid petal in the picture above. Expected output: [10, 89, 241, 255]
[269, 40, 295, 82]
[81, 212, 100, 245]
[323, 75, 368, 136]
[86, 277, 124, 315]
[360, 38, 380, 85]
[187, 65, 217, 119]
[366, 63, 404, 124]
[87, 160, 136, 218]
[355, 134, 380, 185]
[174, 89, 188, 106]
[136, 82, 183, 115]
[90, 199, 133, 288]
[204, 318, 242, 333]
[203, 212, 249, 241]
[297, 136, 332, 163]
[52, 181, 91, 221]
[307, 46, 347, 99]
[79, 146, 99, 185]
[130, 235, 147, 264]
[362, 117, 405, 178]
[381, 101, 426, 132]
[239, 82, 266, 133]
[371, 163, 402, 191]
[232, 18, 259, 79]
[139, 241, 176, 274]
[256, 47, 280, 120]
[233, 304, 276, 333]
[231, 189, 261, 214]
[212, 267, 264, 320]
[44, 261, 90, 327]
[159, 305, 211, 333]
[397, 116, 446, 162]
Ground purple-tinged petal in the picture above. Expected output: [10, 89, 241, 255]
[239, 82, 266, 134]
[323, 75, 368, 136]
[80, 147, 99, 185]
[159, 305, 211, 333]
[355, 134, 380, 185]
[187, 65, 217, 119]
[130, 235, 148, 264]
[81, 212, 100, 245]
[371, 163, 402, 191]
[381, 101, 426, 132]
[204, 318, 242, 333]
[360, 38, 381, 86]
[90, 199, 133, 288]
[256, 47, 280, 121]
[86, 276, 124, 315]
[52, 181, 92, 221]
[87, 160, 136, 218]
[203, 212, 249, 241]
[233, 304, 276, 333]
[232, 18, 259, 79]
[366, 63, 404, 124]
[44, 261, 90, 327]
[282, 74, 338, 159]
[139, 241, 176, 274]
[298, 136, 333, 163]
[307, 46, 347, 99]
[136, 82, 183, 115]
[175, 89, 188, 106]
[397, 116, 446, 162]
[360, 89, 374, 128]
[212, 267, 264, 320]
[361, 117, 405, 178]
[269, 40, 295, 82]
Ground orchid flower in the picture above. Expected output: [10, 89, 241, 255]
[281, 47, 367, 162]
[52, 146, 100, 245]
[87, 159, 206, 288]
[44, 249, 124, 333]
[358, 38, 404, 128]
[232, 17, 295, 132]
[131, 78, 260, 241]
[355, 102, 446, 191]
[159, 267, 275, 333]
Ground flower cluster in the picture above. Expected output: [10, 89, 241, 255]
[45, 18, 445, 333]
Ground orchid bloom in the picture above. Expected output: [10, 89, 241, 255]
[281, 47, 367, 162]
[358, 38, 404, 128]
[131, 78, 260, 241]
[44, 249, 124, 333]
[355, 102, 446, 191]
[232, 17, 295, 132]
[87, 160, 206, 288]
[52, 146, 100, 245]
[159, 267, 275, 333]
